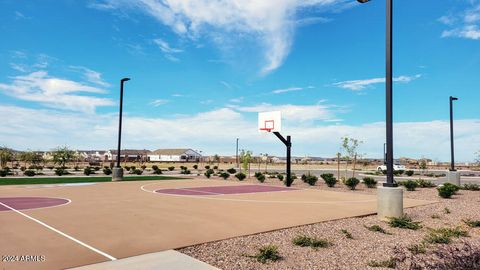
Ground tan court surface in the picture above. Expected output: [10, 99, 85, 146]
[0, 179, 433, 270]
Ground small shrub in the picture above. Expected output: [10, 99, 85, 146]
[437, 184, 458, 198]
[24, 170, 36, 177]
[256, 174, 266, 183]
[277, 174, 284, 181]
[416, 179, 436, 188]
[227, 168, 237, 174]
[304, 175, 318, 186]
[168, 166, 175, 171]
[153, 168, 162, 175]
[431, 214, 441, 219]
[301, 174, 307, 182]
[345, 177, 360, 190]
[219, 172, 230, 180]
[407, 243, 426, 254]
[235, 172, 246, 181]
[124, 166, 131, 171]
[204, 165, 210, 170]
[54, 168, 69, 176]
[444, 207, 451, 214]
[94, 166, 101, 171]
[464, 219, 480, 228]
[133, 169, 143, 175]
[152, 165, 159, 170]
[424, 227, 468, 244]
[405, 170, 414, 176]
[0, 170, 7, 177]
[213, 166, 218, 170]
[103, 167, 112, 175]
[365, 225, 391, 235]
[74, 166, 80, 171]
[362, 177, 377, 188]
[403, 180, 419, 191]
[321, 173, 337, 187]
[341, 229, 353, 239]
[462, 183, 480, 191]
[84, 167, 94, 176]
[292, 235, 332, 248]
[367, 258, 397, 268]
[388, 215, 422, 230]
[180, 169, 191, 175]
[250, 245, 281, 264]
[20, 166, 26, 171]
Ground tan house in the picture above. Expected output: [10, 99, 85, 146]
[148, 149, 202, 162]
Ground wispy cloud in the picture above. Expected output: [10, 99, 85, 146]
[91, 0, 352, 75]
[0, 71, 113, 113]
[153, 38, 183, 62]
[332, 74, 422, 91]
[69, 66, 111, 87]
[150, 99, 169, 107]
[440, 3, 480, 40]
[272, 87, 303, 94]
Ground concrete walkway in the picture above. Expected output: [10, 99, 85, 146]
[68, 250, 219, 270]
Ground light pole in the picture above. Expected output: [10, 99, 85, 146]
[112, 77, 130, 181]
[449, 96, 458, 171]
[236, 138, 239, 168]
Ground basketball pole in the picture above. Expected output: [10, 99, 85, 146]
[273, 132, 292, 187]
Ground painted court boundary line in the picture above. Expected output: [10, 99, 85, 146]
[0, 201, 117, 261]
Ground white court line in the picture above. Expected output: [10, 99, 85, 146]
[0, 201, 117, 261]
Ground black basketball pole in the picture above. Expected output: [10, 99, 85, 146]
[116, 78, 130, 168]
[449, 96, 458, 171]
[273, 132, 292, 187]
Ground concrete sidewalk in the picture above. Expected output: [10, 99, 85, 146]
[69, 250, 219, 270]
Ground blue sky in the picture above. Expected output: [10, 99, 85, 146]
[0, 0, 479, 161]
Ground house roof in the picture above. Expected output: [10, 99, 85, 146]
[110, 149, 151, 155]
[151, 149, 199, 155]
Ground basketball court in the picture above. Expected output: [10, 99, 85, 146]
[0, 178, 433, 270]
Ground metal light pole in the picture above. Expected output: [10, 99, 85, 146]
[236, 138, 239, 168]
[112, 77, 130, 181]
[449, 96, 458, 171]
[358, 0, 396, 187]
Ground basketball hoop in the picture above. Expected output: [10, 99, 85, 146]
[258, 111, 281, 133]
[259, 120, 275, 132]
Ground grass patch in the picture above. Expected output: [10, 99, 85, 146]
[444, 207, 451, 214]
[464, 219, 480, 228]
[365, 225, 391, 235]
[248, 245, 282, 264]
[388, 215, 422, 230]
[341, 229, 353, 239]
[407, 243, 427, 254]
[293, 235, 332, 248]
[367, 258, 397, 268]
[431, 214, 441, 219]
[423, 227, 469, 244]
[0, 175, 184, 185]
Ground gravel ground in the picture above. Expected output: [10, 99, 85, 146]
[179, 175, 480, 270]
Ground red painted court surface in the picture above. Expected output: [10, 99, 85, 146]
[155, 184, 296, 196]
[0, 197, 69, 211]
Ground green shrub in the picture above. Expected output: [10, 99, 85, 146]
[24, 170, 36, 177]
[219, 172, 230, 180]
[345, 177, 360, 190]
[462, 183, 480, 191]
[204, 165, 210, 170]
[403, 180, 418, 191]
[388, 215, 422, 230]
[424, 227, 468, 244]
[277, 174, 284, 181]
[407, 243, 426, 254]
[133, 169, 143, 175]
[341, 229, 353, 239]
[292, 235, 332, 248]
[437, 184, 458, 198]
[180, 169, 191, 174]
[301, 174, 307, 182]
[431, 214, 441, 219]
[103, 167, 112, 175]
[235, 172, 246, 181]
[416, 179, 436, 188]
[256, 174, 266, 183]
[192, 164, 198, 170]
[444, 207, 451, 214]
[74, 166, 80, 171]
[365, 225, 391, 235]
[94, 166, 101, 171]
[367, 258, 397, 268]
[362, 177, 377, 188]
[168, 166, 175, 171]
[405, 170, 414, 176]
[204, 171, 212, 178]
[443, 183, 460, 192]
[84, 167, 94, 175]
[304, 175, 318, 186]
[0, 170, 7, 177]
[130, 166, 136, 171]
[213, 166, 218, 170]
[54, 168, 69, 176]
[227, 168, 237, 174]
[464, 219, 480, 227]
[124, 166, 131, 171]
[20, 166, 26, 171]
[321, 173, 337, 187]
[152, 165, 159, 170]
[153, 168, 162, 175]
[252, 245, 281, 264]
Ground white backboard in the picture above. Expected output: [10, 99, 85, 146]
[258, 111, 282, 133]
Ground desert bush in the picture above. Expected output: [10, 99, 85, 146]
[321, 173, 338, 187]
[212, 165, 217, 170]
[103, 167, 112, 175]
[403, 180, 419, 191]
[132, 169, 143, 175]
[367, 258, 397, 268]
[304, 175, 318, 186]
[84, 167, 94, 175]
[437, 183, 459, 198]
[256, 173, 266, 183]
[0, 170, 7, 177]
[219, 172, 230, 180]
[20, 166, 26, 171]
[416, 179, 436, 188]
[24, 170, 35, 177]
[54, 168, 69, 176]
[362, 177, 377, 188]
[388, 215, 422, 230]
[365, 225, 391, 235]
[277, 174, 284, 181]
[166, 166, 174, 171]
[424, 227, 468, 244]
[226, 168, 236, 174]
[462, 183, 480, 191]
[204, 165, 210, 170]
[251, 245, 281, 264]
[394, 170, 405, 176]
[292, 235, 332, 248]
[124, 166, 131, 171]
[464, 219, 480, 228]
[301, 174, 307, 182]
[180, 169, 191, 175]
[405, 170, 414, 176]
[345, 177, 360, 190]
[341, 229, 353, 239]
[235, 172, 246, 181]
[94, 166, 101, 171]
[407, 243, 427, 255]
[192, 164, 198, 170]
[152, 165, 159, 171]
[153, 168, 162, 175]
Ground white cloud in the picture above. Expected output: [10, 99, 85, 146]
[333, 74, 422, 91]
[153, 38, 183, 61]
[1, 104, 479, 162]
[440, 3, 480, 40]
[230, 103, 337, 122]
[69, 66, 111, 87]
[92, 0, 349, 74]
[272, 87, 304, 94]
[150, 99, 169, 106]
[0, 71, 113, 113]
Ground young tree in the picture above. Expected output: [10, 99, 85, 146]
[341, 137, 363, 178]
[239, 150, 253, 177]
[0, 147, 14, 168]
[213, 154, 220, 166]
[419, 158, 427, 175]
[52, 147, 76, 168]
[475, 150, 480, 167]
